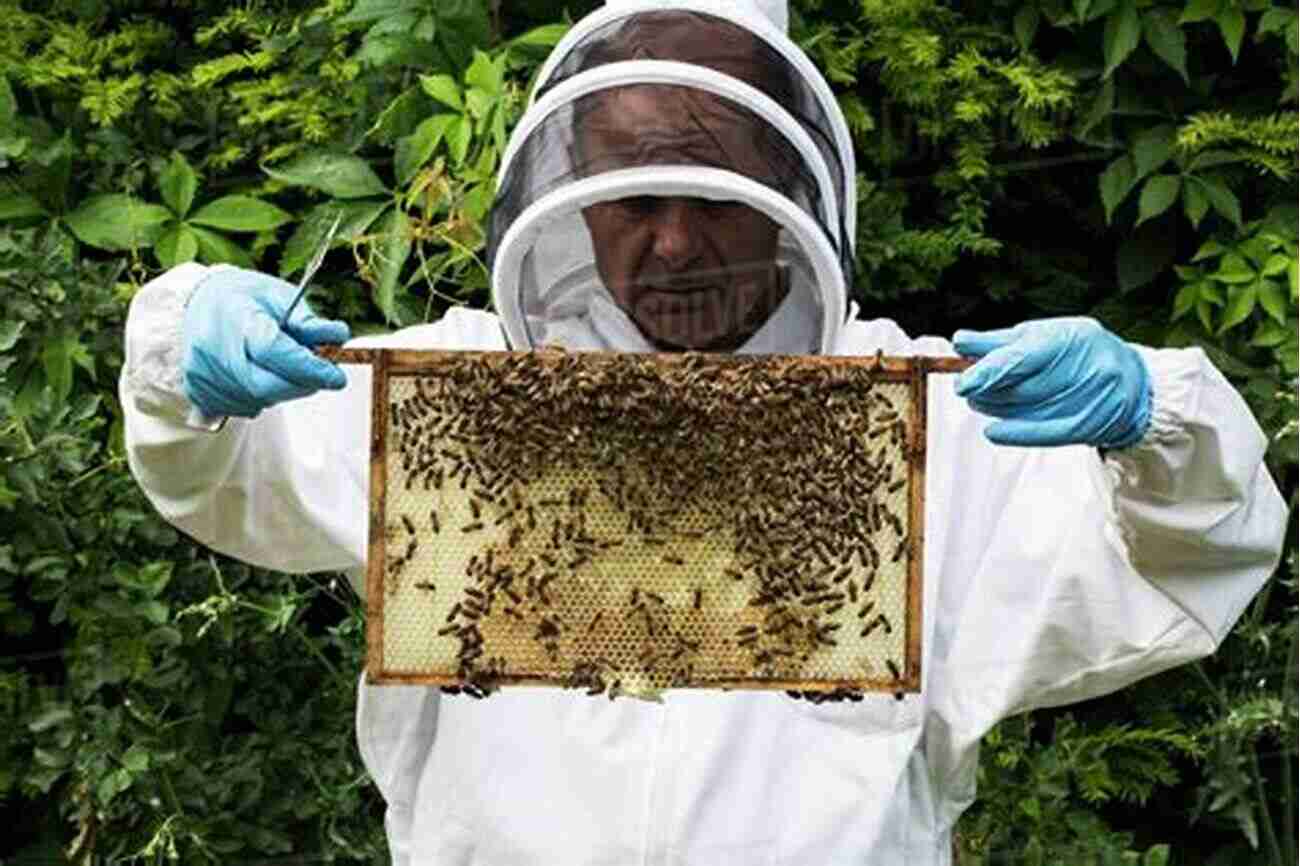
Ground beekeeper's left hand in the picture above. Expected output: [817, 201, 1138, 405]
[952, 317, 1152, 449]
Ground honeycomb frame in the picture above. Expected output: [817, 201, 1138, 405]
[321, 347, 970, 700]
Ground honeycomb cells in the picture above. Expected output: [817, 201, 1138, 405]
[377, 352, 917, 700]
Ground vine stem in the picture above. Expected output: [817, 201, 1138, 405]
[1281, 626, 1298, 866]
[1193, 662, 1284, 865]
[1251, 747, 1285, 865]
[159, 767, 182, 816]
[234, 598, 342, 681]
[66, 456, 125, 489]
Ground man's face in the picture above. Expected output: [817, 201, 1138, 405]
[576, 86, 786, 351]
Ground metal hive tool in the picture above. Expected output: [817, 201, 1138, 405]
[320, 347, 971, 702]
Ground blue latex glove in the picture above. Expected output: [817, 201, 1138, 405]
[952, 317, 1152, 449]
[182, 268, 350, 419]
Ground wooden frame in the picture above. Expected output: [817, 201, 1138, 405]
[321, 347, 971, 697]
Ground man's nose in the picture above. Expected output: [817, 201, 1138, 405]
[649, 198, 704, 269]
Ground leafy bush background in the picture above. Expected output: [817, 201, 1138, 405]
[0, 0, 1295, 863]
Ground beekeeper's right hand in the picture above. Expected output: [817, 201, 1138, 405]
[182, 268, 350, 419]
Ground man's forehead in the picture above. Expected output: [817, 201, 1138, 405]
[574, 85, 773, 177]
[578, 86, 755, 139]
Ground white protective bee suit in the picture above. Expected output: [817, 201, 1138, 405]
[119, 1, 1288, 863]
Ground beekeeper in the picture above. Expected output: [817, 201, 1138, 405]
[120, 1, 1287, 863]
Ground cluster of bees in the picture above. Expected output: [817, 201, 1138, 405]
[382, 351, 916, 702]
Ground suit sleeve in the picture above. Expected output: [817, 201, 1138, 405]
[919, 342, 1287, 813]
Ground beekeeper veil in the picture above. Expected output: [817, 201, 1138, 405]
[488, 0, 856, 354]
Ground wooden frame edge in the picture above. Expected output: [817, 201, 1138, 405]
[364, 352, 389, 684]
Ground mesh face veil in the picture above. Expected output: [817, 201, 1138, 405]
[488, 3, 854, 355]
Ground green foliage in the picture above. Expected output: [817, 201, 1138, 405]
[960, 712, 1197, 864]
[0, 0, 1295, 863]
[0, 225, 385, 863]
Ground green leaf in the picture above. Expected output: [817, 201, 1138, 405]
[263, 152, 389, 199]
[42, 334, 81, 401]
[419, 74, 464, 111]
[189, 225, 255, 269]
[0, 75, 15, 125]
[1189, 149, 1242, 171]
[1196, 299, 1215, 331]
[396, 115, 455, 186]
[1218, 284, 1258, 332]
[1136, 174, 1180, 225]
[1077, 78, 1116, 142]
[1014, 6, 1040, 51]
[1258, 8, 1293, 37]
[96, 767, 132, 806]
[189, 195, 293, 232]
[27, 705, 73, 733]
[1182, 179, 1209, 227]
[0, 192, 48, 221]
[1172, 282, 1200, 319]
[1237, 235, 1273, 267]
[463, 181, 495, 222]
[0, 320, 24, 352]
[492, 101, 508, 156]
[336, 0, 411, 25]
[1142, 844, 1171, 866]
[1211, 253, 1257, 284]
[1215, 8, 1246, 63]
[154, 224, 199, 268]
[373, 208, 412, 324]
[1024, 836, 1044, 866]
[1258, 280, 1288, 323]
[1141, 8, 1188, 82]
[1099, 155, 1137, 223]
[1249, 318, 1289, 347]
[1188, 175, 1242, 228]
[117, 561, 172, 597]
[447, 115, 472, 166]
[1074, 0, 1092, 23]
[366, 9, 419, 37]
[1191, 239, 1227, 262]
[65, 195, 172, 251]
[464, 50, 503, 97]
[121, 744, 151, 774]
[1132, 124, 1176, 180]
[1179, 0, 1222, 24]
[279, 200, 389, 277]
[1290, 259, 1298, 300]
[509, 22, 570, 51]
[34, 746, 71, 769]
[1103, 0, 1142, 77]
[159, 151, 198, 218]
[464, 87, 496, 123]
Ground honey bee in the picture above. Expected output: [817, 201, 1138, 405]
[891, 539, 907, 562]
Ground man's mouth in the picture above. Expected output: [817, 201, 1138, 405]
[636, 286, 721, 316]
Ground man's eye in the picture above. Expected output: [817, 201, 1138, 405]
[614, 196, 659, 216]
[698, 199, 742, 216]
